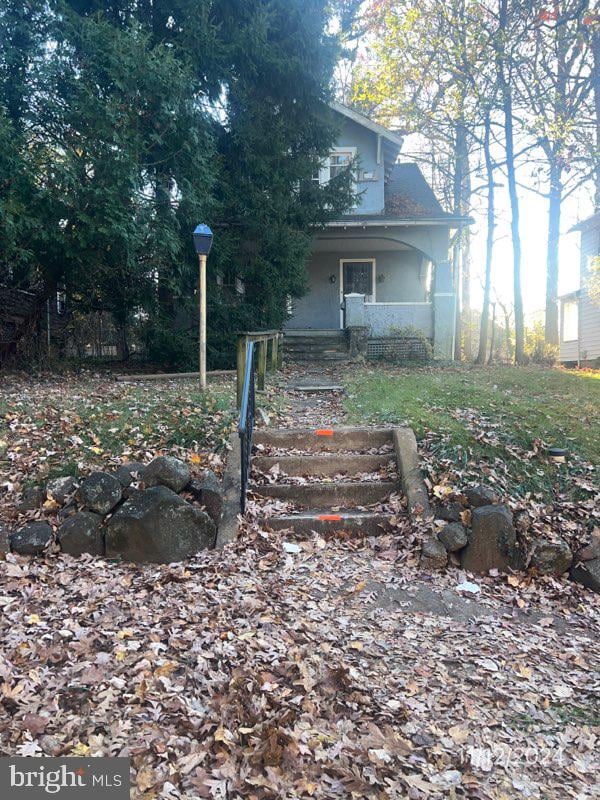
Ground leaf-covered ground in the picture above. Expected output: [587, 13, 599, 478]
[0, 372, 236, 526]
[0, 365, 598, 798]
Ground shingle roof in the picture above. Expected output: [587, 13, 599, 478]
[385, 163, 449, 219]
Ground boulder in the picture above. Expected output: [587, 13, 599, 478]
[420, 537, 448, 570]
[142, 456, 190, 493]
[530, 538, 572, 576]
[0, 524, 10, 556]
[439, 522, 468, 552]
[114, 461, 145, 488]
[105, 486, 215, 563]
[10, 522, 52, 555]
[576, 532, 600, 562]
[19, 485, 46, 511]
[57, 512, 104, 556]
[77, 472, 122, 515]
[46, 476, 77, 504]
[570, 558, 600, 594]
[433, 502, 463, 524]
[464, 484, 498, 508]
[187, 470, 222, 524]
[461, 505, 524, 574]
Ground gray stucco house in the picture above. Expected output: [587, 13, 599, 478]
[286, 102, 469, 360]
[559, 213, 600, 365]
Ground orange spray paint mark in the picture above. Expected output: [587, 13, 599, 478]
[315, 429, 334, 437]
[318, 514, 342, 522]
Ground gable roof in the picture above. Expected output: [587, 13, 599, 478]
[330, 101, 405, 148]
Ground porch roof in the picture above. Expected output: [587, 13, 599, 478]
[325, 215, 471, 228]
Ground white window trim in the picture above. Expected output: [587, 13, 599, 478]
[339, 257, 376, 328]
[317, 146, 357, 185]
[561, 298, 579, 343]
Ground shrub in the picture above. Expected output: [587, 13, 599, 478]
[524, 321, 558, 366]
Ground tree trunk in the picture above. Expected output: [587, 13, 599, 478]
[544, 159, 562, 346]
[458, 120, 472, 360]
[476, 112, 495, 365]
[487, 302, 497, 365]
[498, 0, 525, 364]
[592, 26, 600, 212]
[452, 118, 470, 361]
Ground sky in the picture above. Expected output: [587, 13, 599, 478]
[401, 132, 595, 320]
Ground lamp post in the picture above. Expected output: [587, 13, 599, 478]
[192, 224, 213, 390]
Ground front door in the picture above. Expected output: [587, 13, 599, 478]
[341, 259, 374, 327]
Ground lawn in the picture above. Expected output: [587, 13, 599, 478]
[0, 374, 237, 521]
[344, 365, 600, 501]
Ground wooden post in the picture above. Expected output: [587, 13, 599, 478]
[198, 253, 207, 390]
[270, 334, 278, 371]
[236, 334, 247, 408]
[257, 339, 267, 390]
[277, 332, 283, 368]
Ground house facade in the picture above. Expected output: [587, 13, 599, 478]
[559, 213, 600, 365]
[286, 102, 469, 360]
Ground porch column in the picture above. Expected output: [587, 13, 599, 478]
[433, 260, 456, 361]
[344, 293, 369, 360]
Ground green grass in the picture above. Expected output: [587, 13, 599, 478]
[0, 375, 237, 485]
[344, 365, 600, 499]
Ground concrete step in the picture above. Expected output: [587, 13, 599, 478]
[284, 353, 348, 364]
[285, 330, 345, 338]
[253, 453, 396, 477]
[285, 337, 346, 345]
[253, 426, 393, 452]
[285, 345, 348, 354]
[250, 480, 398, 508]
[261, 511, 395, 537]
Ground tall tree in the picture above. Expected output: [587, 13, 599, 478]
[514, 2, 594, 347]
[351, 0, 490, 360]
[495, 0, 525, 364]
[476, 111, 497, 364]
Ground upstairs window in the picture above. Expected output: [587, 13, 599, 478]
[313, 147, 357, 186]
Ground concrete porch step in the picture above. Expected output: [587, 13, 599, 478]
[262, 511, 395, 537]
[253, 426, 393, 452]
[285, 329, 345, 338]
[287, 354, 349, 363]
[250, 480, 399, 508]
[252, 453, 394, 477]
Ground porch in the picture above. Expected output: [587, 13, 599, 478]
[285, 224, 456, 359]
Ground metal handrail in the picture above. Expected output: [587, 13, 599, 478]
[237, 340, 256, 513]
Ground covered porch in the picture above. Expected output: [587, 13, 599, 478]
[286, 223, 456, 360]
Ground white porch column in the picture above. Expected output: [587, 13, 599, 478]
[433, 260, 456, 360]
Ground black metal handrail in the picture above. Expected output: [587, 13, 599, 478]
[237, 340, 256, 513]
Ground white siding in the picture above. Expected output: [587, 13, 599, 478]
[580, 226, 600, 361]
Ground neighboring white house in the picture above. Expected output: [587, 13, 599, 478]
[559, 213, 600, 365]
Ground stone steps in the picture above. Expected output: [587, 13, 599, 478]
[252, 452, 394, 476]
[263, 511, 394, 538]
[252, 427, 403, 536]
[284, 331, 349, 362]
[250, 480, 399, 508]
[253, 426, 393, 452]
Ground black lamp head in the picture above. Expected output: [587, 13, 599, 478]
[193, 224, 213, 255]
